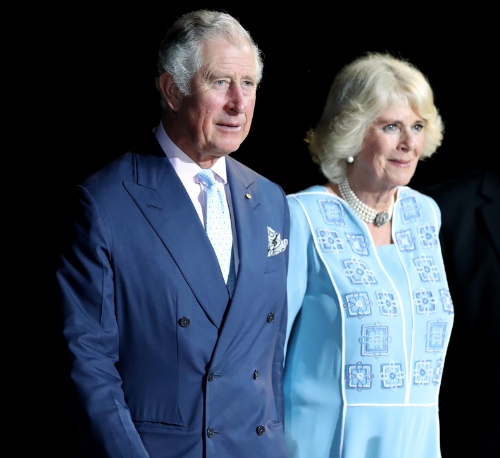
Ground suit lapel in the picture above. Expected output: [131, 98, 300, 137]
[479, 170, 500, 259]
[123, 143, 229, 329]
[210, 157, 268, 367]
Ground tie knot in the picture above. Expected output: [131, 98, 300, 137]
[197, 169, 217, 188]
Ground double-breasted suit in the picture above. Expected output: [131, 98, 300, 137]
[58, 138, 290, 458]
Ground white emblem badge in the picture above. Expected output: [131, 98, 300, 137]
[268, 226, 288, 257]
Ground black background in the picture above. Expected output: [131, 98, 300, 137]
[37, 3, 496, 456]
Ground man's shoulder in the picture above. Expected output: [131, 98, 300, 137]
[227, 156, 285, 195]
[80, 137, 164, 190]
[421, 168, 499, 209]
[422, 169, 484, 198]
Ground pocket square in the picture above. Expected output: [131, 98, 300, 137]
[268, 226, 288, 257]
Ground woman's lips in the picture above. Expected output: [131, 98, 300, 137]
[389, 159, 412, 167]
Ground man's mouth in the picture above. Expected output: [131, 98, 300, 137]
[216, 123, 242, 131]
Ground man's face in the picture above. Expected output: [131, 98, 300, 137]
[174, 37, 258, 166]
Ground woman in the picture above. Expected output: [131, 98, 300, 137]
[284, 53, 452, 458]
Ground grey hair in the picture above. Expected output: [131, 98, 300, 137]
[157, 10, 263, 107]
[307, 52, 444, 183]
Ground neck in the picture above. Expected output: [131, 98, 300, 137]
[162, 113, 222, 169]
[346, 178, 397, 212]
[337, 177, 396, 227]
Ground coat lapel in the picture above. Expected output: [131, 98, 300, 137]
[479, 170, 500, 259]
[210, 157, 268, 367]
[123, 143, 229, 329]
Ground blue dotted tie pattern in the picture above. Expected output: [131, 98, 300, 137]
[197, 169, 236, 297]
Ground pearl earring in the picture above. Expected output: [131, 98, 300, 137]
[347, 156, 354, 163]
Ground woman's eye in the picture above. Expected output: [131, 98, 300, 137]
[413, 124, 424, 131]
[384, 124, 397, 132]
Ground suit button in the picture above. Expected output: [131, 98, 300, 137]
[179, 317, 190, 327]
[256, 425, 266, 436]
[208, 372, 214, 382]
[254, 369, 259, 379]
[207, 428, 215, 438]
[267, 313, 274, 323]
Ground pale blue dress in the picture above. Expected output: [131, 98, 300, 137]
[284, 185, 454, 458]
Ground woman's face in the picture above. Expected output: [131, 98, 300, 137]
[349, 100, 425, 193]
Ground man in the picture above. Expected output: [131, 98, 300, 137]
[423, 167, 500, 457]
[58, 10, 290, 458]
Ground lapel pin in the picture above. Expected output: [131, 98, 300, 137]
[245, 193, 252, 199]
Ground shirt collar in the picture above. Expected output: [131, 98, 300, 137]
[155, 122, 228, 184]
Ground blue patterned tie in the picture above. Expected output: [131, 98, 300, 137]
[197, 169, 236, 296]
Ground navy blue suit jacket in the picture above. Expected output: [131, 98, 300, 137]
[423, 169, 500, 457]
[58, 139, 290, 458]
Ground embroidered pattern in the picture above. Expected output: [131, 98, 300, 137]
[400, 196, 422, 224]
[425, 319, 447, 353]
[376, 290, 399, 317]
[345, 361, 374, 391]
[343, 291, 373, 319]
[359, 322, 391, 357]
[418, 223, 439, 250]
[439, 289, 454, 314]
[316, 228, 344, 253]
[379, 362, 405, 390]
[414, 288, 437, 315]
[414, 255, 440, 283]
[342, 257, 377, 286]
[345, 232, 370, 256]
[318, 199, 347, 226]
[395, 229, 416, 251]
[300, 189, 453, 403]
[433, 358, 444, 385]
[413, 359, 432, 387]
[267, 226, 288, 257]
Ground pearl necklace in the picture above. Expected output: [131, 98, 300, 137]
[338, 178, 394, 227]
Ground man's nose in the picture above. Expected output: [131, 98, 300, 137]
[227, 83, 245, 113]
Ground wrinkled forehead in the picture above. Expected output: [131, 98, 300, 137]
[199, 36, 259, 77]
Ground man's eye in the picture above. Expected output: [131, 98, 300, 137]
[215, 80, 227, 86]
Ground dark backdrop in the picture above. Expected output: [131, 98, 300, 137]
[38, 3, 496, 456]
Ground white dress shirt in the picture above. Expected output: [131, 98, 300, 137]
[154, 122, 239, 272]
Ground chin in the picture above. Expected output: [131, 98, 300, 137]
[217, 141, 244, 155]
[392, 169, 417, 187]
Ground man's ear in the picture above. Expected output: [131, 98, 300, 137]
[157, 72, 183, 112]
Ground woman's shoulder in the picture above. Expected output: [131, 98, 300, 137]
[287, 184, 336, 213]
[398, 186, 441, 220]
[287, 184, 330, 198]
[399, 186, 437, 203]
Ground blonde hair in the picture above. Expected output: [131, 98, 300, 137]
[307, 53, 444, 183]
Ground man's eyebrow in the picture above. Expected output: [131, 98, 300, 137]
[202, 68, 257, 83]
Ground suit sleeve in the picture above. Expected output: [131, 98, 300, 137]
[57, 185, 150, 458]
[271, 185, 290, 424]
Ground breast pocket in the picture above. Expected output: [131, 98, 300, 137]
[264, 252, 286, 274]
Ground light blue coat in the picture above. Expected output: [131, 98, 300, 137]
[284, 185, 453, 458]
